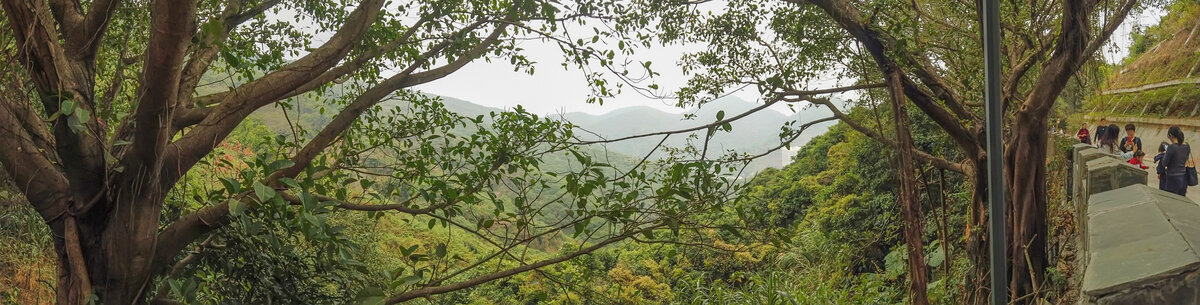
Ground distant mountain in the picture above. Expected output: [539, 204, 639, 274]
[247, 90, 835, 175]
[560, 96, 836, 174]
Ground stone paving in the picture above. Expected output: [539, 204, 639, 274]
[1082, 184, 1200, 305]
[1144, 165, 1200, 203]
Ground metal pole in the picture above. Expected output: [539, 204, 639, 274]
[981, 0, 1008, 303]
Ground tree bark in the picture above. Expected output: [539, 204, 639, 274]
[1004, 110, 1049, 302]
[964, 157, 991, 305]
[887, 73, 931, 305]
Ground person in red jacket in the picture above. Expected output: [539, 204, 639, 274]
[1076, 123, 1091, 144]
[1129, 150, 1149, 169]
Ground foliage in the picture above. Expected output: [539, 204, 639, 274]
[0, 200, 55, 304]
[1084, 0, 1200, 119]
[0, 0, 777, 302]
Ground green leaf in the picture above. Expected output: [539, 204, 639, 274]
[279, 178, 301, 190]
[219, 178, 241, 193]
[228, 200, 246, 216]
[60, 99, 75, 116]
[75, 109, 90, 124]
[67, 115, 84, 133]
[573, 222, 587, 237]
[435, 243, 447, 258]
[354, 287, 387, 305]
[253, 181, 276, 203]
[719, 224, 743, 239]
[267, 159, 296, 173]
[716, 110, 725, 121]
[399, 275, 422, 287]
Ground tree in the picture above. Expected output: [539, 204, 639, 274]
[885, 73, 930, 305]
[645, 0, 1146, 302]
[0, 0, 788, 303]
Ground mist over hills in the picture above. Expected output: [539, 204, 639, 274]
[559, 96, 834, 173]
[249, 92, 836, 174]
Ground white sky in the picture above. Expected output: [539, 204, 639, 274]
[413, 7, 1168, 115]
[1104, 7, 1168, 64]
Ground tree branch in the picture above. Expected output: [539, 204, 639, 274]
[177, 0, 285, 106]
[269, 19, 507, 180]
[801, 0, 981, 159]
[384, 225, 661, 304]
[0, 97, 70, 220]
[162, 0, 385, 185]
[78, 0, 122, 58]
[801, 96, 966, 173]
[126, 0, 196, 166]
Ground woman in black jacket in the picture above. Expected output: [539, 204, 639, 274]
[1157, 126, 1191, 196]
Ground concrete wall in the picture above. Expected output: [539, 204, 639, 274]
[1074, 141, 1200, 304]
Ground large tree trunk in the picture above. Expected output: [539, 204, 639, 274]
[887, 73, 930, 305]
[44, 187, 166, 305]
[964, 157, 991, 305]
[1004, 112, 1049, 303]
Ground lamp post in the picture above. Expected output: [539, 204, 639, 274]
[981, 0, 1008, 303]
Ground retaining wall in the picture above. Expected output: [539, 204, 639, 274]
[1073, 144, 1200, 305]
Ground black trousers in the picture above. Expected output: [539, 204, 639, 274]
[1161, 174, 1189, 197]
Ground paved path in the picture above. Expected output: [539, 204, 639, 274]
[1142, 165, 1200, 202]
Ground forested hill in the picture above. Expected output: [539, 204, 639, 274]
[561, 96, 836, 174]
[249, 91, 835, 174]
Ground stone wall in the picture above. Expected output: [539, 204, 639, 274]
[1074, 143, 1200, 305]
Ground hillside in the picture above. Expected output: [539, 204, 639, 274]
[247, 89, 835, 175]
[562, 96, 836, 174]
[1086, 1, 1200, 117]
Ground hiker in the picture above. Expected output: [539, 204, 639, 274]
[1129, 150, 1149, 170]
[1058, 119, 1068, 135]
[1157, 126, 1191, 196]
[1119, 123, 1142, 158]
[1094, 118, 1109, 144]
[1097, 124, 1120, 155]
[1077, 123, 1091, 144]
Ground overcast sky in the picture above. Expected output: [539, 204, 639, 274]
[411, 7, 1167, 116]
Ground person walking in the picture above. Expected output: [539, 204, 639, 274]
[1077, 123, 1091, 144]
[1094, 118, 1109, 144]
[1097, 124, 1120, 155]
[1157, 126, 1191, 196]
[1058, 118, 1069, 135]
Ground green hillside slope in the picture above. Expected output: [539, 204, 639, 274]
[1087, 2, 1200, 117]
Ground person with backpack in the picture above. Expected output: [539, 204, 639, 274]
[1157, 126, 1192, 196]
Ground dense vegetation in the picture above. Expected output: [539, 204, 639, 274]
[2, 102, 1082, 304]
[0, 0, 1149, 304]
[1085, 0, 1200, 118]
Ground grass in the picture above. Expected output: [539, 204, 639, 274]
[1085, 1, 1200, 119]
[1106, 3, 1200, 89]
[0, 196, 55, 305]
[1084, 86, 1200, 118]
